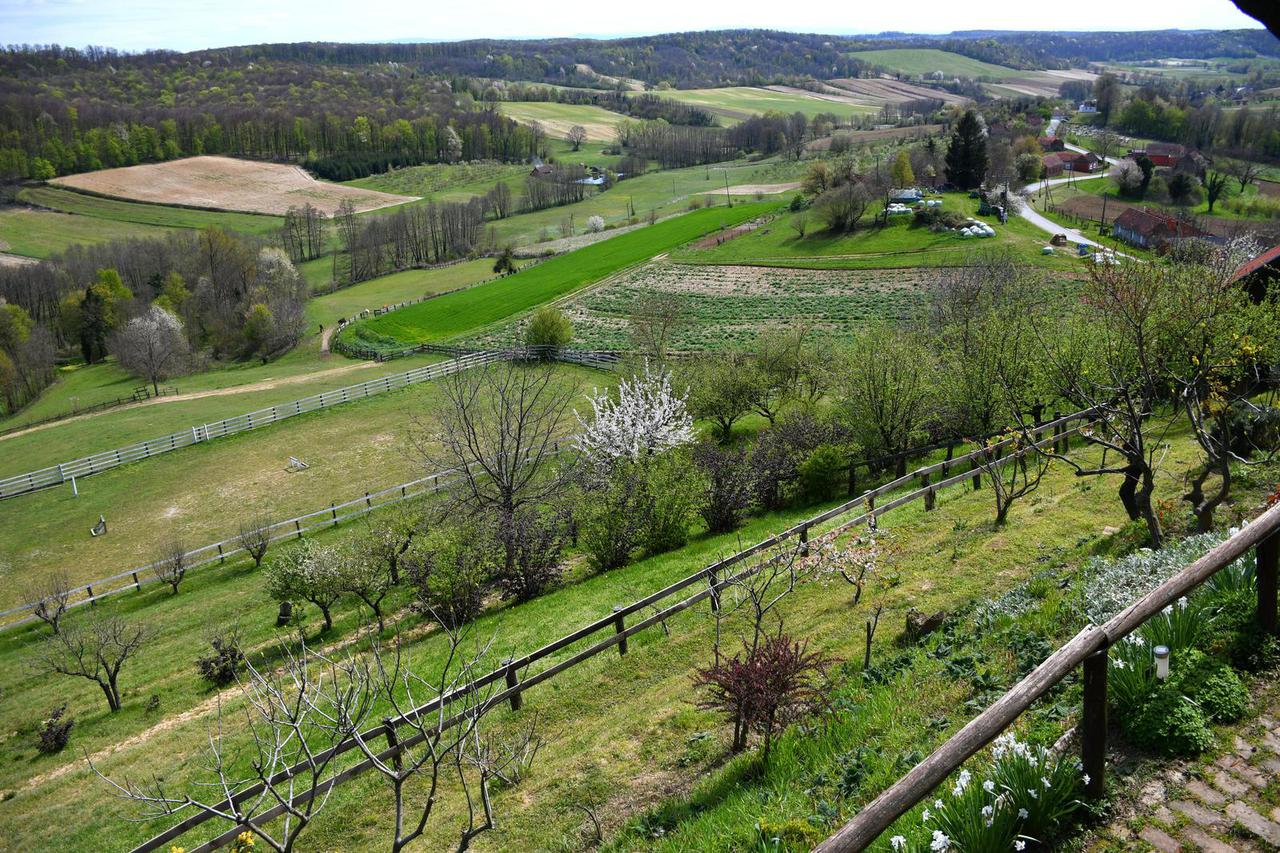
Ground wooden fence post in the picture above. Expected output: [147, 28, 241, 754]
[708, 567, 720, 613]
[132, 572, 141, 590]
[217, 543, 225, 564]
[799, 524, 810, 556]
[922, 473, 935, 511]
[613, 606, 628, 656]
[86, 585, 94, 605]
[331, 503, 338, 528]
[504, 659, 524, 711]
[295, 520, 303, 539]
[1081, 650, 1108, 800]
[1258, 531, 1278, 636]
[383, 720, 403, 772]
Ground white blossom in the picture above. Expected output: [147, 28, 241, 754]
[983, 779, 996, 793]
[1015, 841, 1026, 851]
[922, 808, 931, 823]
[1018, 808, 1029, 819]
[891, 837, 907, 851]
[1082, 774, 1091, 786]
[574, 362, 694, 469]
[931, 830, 951, 852]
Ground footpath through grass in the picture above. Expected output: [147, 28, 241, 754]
[340, 202, 778, 352]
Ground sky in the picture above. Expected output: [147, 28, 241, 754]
[0, 0, 1266, 53]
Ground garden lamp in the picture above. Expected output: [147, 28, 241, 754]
[1154, 645, 1170, 680]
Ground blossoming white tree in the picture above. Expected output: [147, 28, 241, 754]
[574, 362, 695, 470]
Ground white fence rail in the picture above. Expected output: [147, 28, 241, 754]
[0, 351, 500, 501]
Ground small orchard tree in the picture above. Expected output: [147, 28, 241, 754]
[492, 246, 517, 276]
[1111, 158, 1144, 196]
[973, 430, 1053, 526]
[1204, 170, 1230, 214]
[25, 569, 74, 635]
[835, 322, 938, 476]
[524, 307, 572, 352]
[566, 125, 587, 151]
[813, 182, 870, 232]
[36, 615, 148, 712]
[890, 150, 914, 187]
[692, 441, 755, 534]
[574, 362, 695, 470]
[152, 539, 188, 594]
[684, 350, 761, 441]
[405, 523, 495, 629]
[266, 539, 344, 632]
[236, 513, 273, 567]
[627, 292, 687, 366]
[494, 507, 564, 602]
[335, 545, 394, 631]
[585, 215, 605, 233]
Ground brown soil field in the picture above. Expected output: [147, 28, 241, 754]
[990, 69, 1098, 99]
[50, 156, 418, 216]
[1258, 180, 1280, 198]
[826, 77, 968, 105]
[699, 182, 802, 197]
[0, 252, 38, 268]
[1059, 194, 1280, 243]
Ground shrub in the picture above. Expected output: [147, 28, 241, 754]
[797, 444, 848, 504]
[495, 508, 564, 602]
[586, 215, 606, 233]
[639, 450, 701, 556]
[750, 414, 844, 510]
[1080, 534, 1227, 623]
[35, 704, 74, 754]
[406, 526, 494, 629]
[524, 307, 572, 350]
[692, 441, 755, 534]
[1196, 669, 1249, 722]
[577, 466, 645, 572]
[1128, 685, 1215, 756]
[195, 630, 245, 688]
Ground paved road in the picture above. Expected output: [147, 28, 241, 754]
[1015, 141, 1126, 251]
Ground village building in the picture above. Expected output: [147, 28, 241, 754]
[1111, 206, 1211, 250]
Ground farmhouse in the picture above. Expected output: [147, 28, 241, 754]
[1111, 207, 1211, 250]
[1231, 242, 1280, 302]
[1040, 150, 1100, 177]
[1128, 141, 1186, 169]
[1039, 136, 1066, 152]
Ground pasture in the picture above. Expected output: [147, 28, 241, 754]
[50, 156, 418, 216]
[0, 206, 174, 259]
[470, 261, 937, 351]
[846, 48, 1018, 79]
[345, 160, 528, 203]
[339, 202, 777, 351]
[658, 86, 877, 122]
[498, 101, 631, 142]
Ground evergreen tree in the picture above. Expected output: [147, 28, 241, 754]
[945, 110, 989, 191]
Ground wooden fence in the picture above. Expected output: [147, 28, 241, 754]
[132, 411, 1091, 852]
[813, 501, 1280, 850]
[0, 386, 178, 439]
[0, 352, 500, 501]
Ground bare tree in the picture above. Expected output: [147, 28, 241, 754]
[110, 305, 190, 395]
[92, 637, 365, 851]
[790, 212, 809, 238]
[341, 627, 541, 852]
[970, 431, 1053, 526]
[566, 125, 587, 151]
[1228, 159, 1262, 194]
[415, 358, 575, 576]
[35, 615, 148, 712]
[152, 539, 188, 594]
[237, 513, 274, 568]
[25, 569, 74, 634]
[628, 292, 688, 367]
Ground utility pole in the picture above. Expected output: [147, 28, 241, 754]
[724, 171, 732, 208]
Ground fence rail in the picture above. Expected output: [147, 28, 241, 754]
[0, 352, 501, 501]
[134, 410, 1092, 852]
[0, 386, 178, 439]
[814, 491, 1280, 851]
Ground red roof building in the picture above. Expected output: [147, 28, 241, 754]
[1112, 207, 1210, 250]
[1231, 243, 1280, 302]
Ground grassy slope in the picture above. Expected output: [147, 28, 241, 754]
[0, 206, 175, 258]
[660, 87, 876, 122]
[17, 185, 284, 235]
[1041, 173, 1277, 223]
[0, 421, 1223, 851]
[670, 195, 1080, 271]
[847, 48, 1019, 79]
[343, 202, 778, 349]
[497, 101, 633, 141]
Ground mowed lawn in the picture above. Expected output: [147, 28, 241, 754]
[847, 48, 1019, 79]
[671, 194, 1081, 270]
[342, 202, 778, 350]
[660, 86, 876, 122]
[306, 259, 508, 328]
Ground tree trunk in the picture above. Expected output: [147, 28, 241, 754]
[1118, 462, 1142, 521]
[102, 678, 121, 712]
[319, 603, 333, 632]
[1135, 468, 1163, 549]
